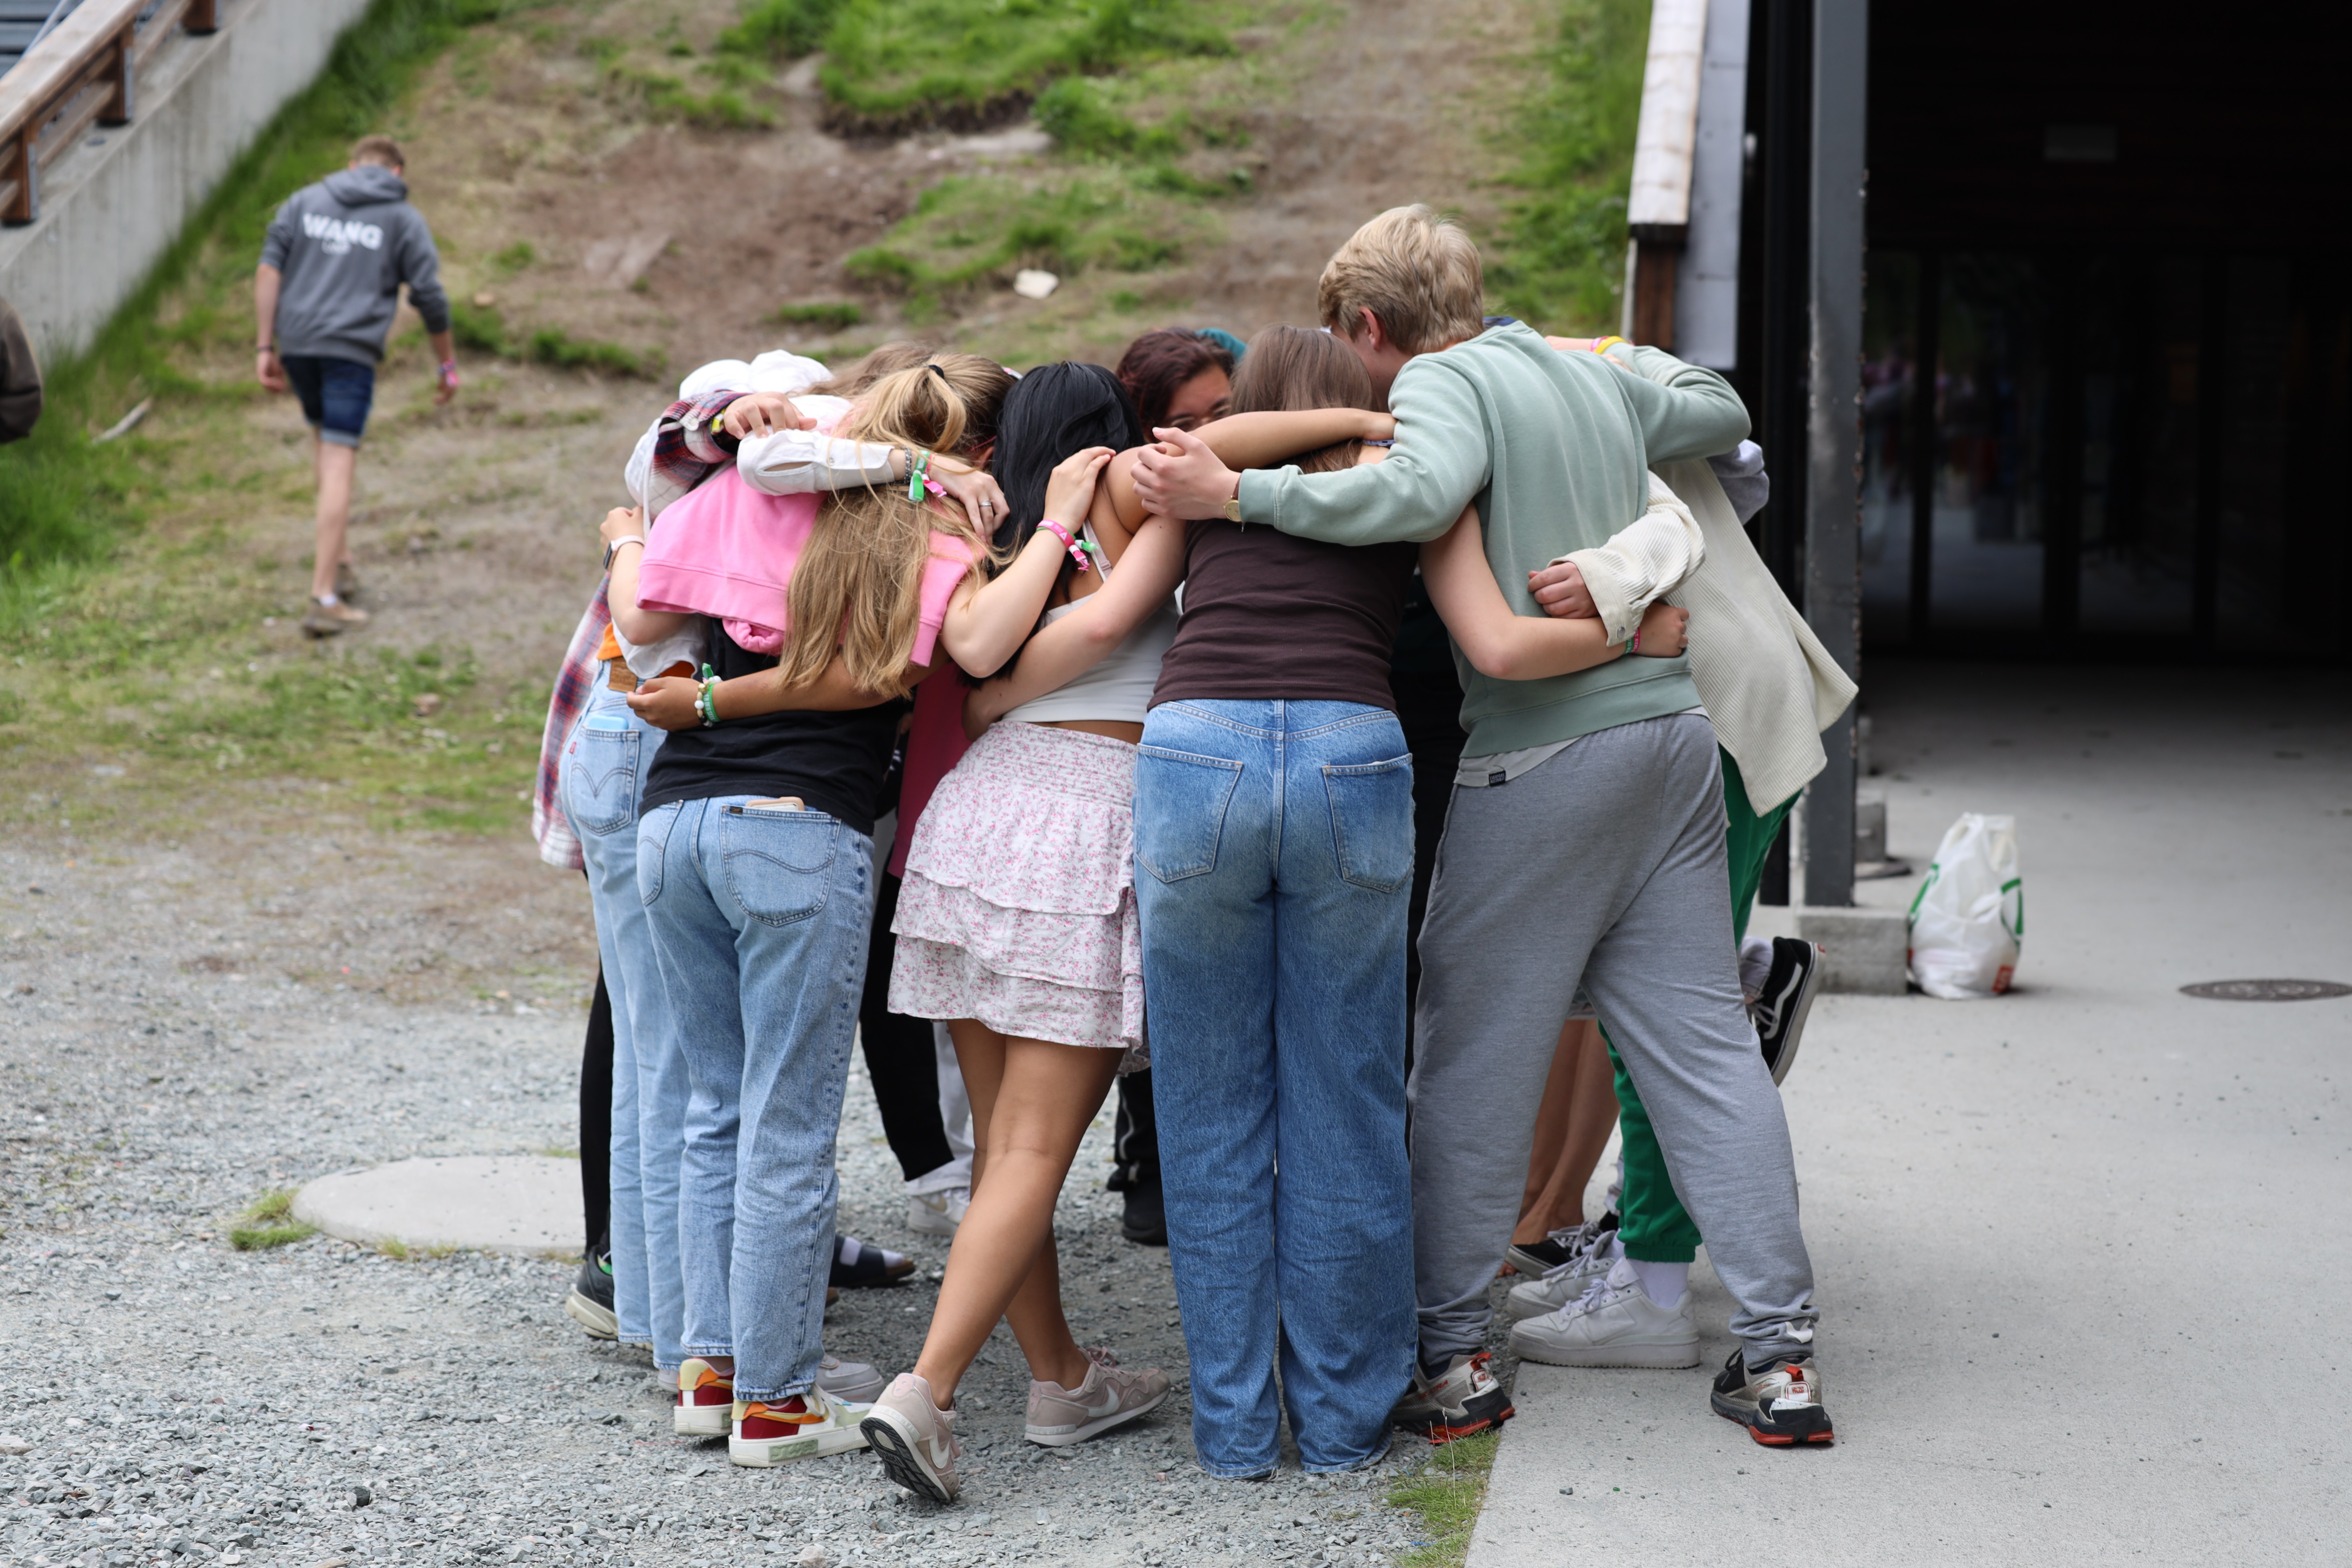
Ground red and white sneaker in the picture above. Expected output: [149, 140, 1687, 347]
[674, 1357, 734, 1437]
[1390, 1351, 1514, 1444]
[1710, 1348, 1834, 1446]
[728, 1390, 872, 1467]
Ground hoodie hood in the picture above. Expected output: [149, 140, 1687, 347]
[321, 164, 410, 207]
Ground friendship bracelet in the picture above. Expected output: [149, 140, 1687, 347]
[1629, 628, 1641, 654]
[1035, 519, 1090, 572]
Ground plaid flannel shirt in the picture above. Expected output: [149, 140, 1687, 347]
[641, 387, 743, 514]
[532, 578, 612, 871]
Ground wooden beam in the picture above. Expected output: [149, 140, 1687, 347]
[99, 23, 136, 126]
[1628, 0, 1708, 236]
[1632, 240, 1681, 350]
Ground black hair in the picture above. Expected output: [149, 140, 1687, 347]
[990, 362, 1146, 555]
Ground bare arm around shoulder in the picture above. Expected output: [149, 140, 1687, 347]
[1191, 408, 1394, 470]
[628, 655, 927, 732]
[940, 448, 1115, 678]
[1421, 508, 1689, 680]
[599, 506, 693, 648]
[961, 514, 1188, 737]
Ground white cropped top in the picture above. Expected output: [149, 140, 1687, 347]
[1001, 524, 1180, 726]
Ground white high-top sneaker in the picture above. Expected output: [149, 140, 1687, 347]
[1507, 1255, 1700, 1368]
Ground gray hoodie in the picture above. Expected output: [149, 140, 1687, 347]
[259, 165, 450, 365]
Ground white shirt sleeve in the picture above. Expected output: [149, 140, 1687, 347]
[1553, 473, 1707, 644]
[735, 426, 901, 496]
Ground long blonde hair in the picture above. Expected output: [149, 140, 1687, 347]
[776, 355, 1014, 698]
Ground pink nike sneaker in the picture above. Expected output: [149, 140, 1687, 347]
[1024, 1347, 1170, 1447]
[860, 1373, 962, 1503]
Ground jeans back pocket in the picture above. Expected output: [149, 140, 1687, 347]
[1323, 755, 1415, 894]
[636, 800, 682, 906]
[1134, 746, 1244, 883]
[566, 726, 643, 836]
[721, 807, 836, 926]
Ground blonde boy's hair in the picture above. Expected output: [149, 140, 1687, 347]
[1317, 205, 1486, 353]
[350, 135, 407, 170]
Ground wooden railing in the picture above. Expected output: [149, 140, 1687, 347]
[0, 0, 215, 226]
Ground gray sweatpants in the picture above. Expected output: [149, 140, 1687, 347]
[1411, 712, 1818, 1363]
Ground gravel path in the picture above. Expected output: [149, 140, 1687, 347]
[0, 842, 1440, 1568]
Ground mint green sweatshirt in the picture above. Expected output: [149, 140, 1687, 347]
[1234, 322, 1750, 754]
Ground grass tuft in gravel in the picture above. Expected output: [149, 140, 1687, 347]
[1388, 1430, 1502, 1568]
[230, 1188, 319, 1251]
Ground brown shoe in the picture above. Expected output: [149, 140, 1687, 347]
[335, 562, 363, 603]
[301, 596, 370, 638]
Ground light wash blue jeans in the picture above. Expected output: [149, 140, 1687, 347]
[1133, 699, 1417, 1476]
[638, 794, 873, 1402]
[559, 676, 685, 1365]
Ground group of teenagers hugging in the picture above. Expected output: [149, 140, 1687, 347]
[531, 203, 1860, 1501]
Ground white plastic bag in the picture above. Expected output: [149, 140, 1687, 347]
[1906, 813, 2022, 998]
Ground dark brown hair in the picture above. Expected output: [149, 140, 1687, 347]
[1114, 328, 1235, 433]
[1225, 326, 1376, 475]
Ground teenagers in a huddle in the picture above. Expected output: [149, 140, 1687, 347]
[544, 206, 1843, 1486]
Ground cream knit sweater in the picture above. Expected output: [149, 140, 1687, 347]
[1561, 458, 1857, 812]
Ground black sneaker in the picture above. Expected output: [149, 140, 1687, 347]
[1506, 1211, 1617, 1276]
[564, 1239, 617, 1340]
[1751, 938, 1824, 1086]
[830, 1233, 916, 1288]
[1390, 1351, 1514, 1444]
[1121, 1175, 1168, 1246]
[1710, 1346, 1833, 1446]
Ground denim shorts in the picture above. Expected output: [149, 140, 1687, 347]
[281, 355, 376, 447]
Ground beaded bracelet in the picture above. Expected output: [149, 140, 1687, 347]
[1035, 519, 1091, 572]
[906, 448, 930, 502]
[695, 665, 721, 727]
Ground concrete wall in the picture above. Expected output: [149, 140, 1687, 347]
[0, 0, 373, 362]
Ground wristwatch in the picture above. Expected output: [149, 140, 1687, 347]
[1221, 482, 1243, 524]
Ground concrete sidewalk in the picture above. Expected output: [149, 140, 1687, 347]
[1470, 661, 2352, 1564]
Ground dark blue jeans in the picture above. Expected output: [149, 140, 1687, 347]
[1133, 699, 1417, 1475]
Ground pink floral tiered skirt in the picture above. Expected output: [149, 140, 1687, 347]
[890, 721, 1144, 1063]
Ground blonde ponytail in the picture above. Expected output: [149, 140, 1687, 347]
[776, 355, 1014, 698]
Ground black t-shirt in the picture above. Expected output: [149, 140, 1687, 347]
[1150, 519, 1419, 711]
[638, 624, 905, 836]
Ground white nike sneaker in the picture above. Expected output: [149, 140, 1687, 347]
[908, 1185, 970, 1237]
[1024, 1347, 1170, 1447]
[1503, 1231, 1622, 1322]
[860, 1372, 962, 1503]
[1508, 1255, 1700, 1368]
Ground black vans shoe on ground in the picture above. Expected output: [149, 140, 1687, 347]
[564, 1239, 618, 1340]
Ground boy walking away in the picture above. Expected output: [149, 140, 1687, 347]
[255, 135, 456, 638]
[1135, 206, 1832, 1448]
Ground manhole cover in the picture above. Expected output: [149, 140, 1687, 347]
[2180, 979, 2352, 1002]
